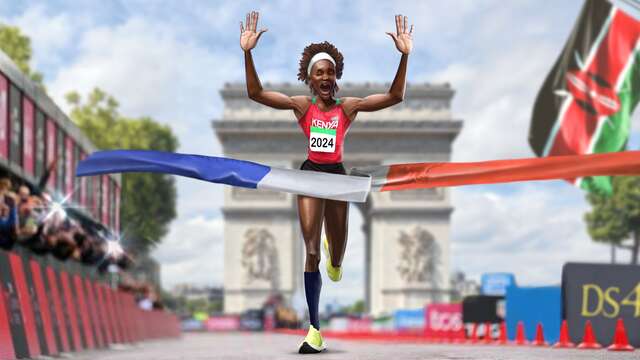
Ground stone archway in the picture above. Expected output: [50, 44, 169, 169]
[213, 82, 462, 315]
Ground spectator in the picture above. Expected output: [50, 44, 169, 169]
[0, 177, 18, 249]
[16, 185, 42, 249]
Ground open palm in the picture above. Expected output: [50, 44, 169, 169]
[386, 15, 413, 55]
[240, 11, 268, 51]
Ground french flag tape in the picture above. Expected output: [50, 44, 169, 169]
[76, 150, 371, 203]
[351, 150, 640, 191]
[77, 150, 640, 201]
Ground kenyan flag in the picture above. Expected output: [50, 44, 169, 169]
[528, 0, 640, 195]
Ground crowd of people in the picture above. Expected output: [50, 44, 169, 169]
[0, 174, 132, 271]
[0, 173, 166, 311]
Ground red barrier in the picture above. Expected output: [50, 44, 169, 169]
[114, 291, 131, 343]
[0, 277, 15, 360]
[73, 274, 95, 349]
[9, 253, 41, 357]
[30, 260, 57, 355]
[84, 278, 104, 348]
[60, 271, 82, 351]
[94, 283, 113, 346]
[106, 287, 123, 343]
[46, 267, 70, 352]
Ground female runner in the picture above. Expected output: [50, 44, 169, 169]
[240, 11, 413, 353]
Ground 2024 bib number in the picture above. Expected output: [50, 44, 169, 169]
[311, 137, 334, 148]
[309, 131, 336, 153]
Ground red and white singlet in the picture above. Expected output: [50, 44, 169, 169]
[298, 98, 352, 164]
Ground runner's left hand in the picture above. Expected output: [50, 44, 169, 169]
[386, 15, 413, 55]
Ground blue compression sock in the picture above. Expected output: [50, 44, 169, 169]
[304, 271, 322, 329]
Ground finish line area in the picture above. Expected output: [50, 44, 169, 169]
[74, 332, 636, 360]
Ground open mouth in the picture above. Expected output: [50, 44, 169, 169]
[319, 82, 332, 94]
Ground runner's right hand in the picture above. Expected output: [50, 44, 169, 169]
[240, 11, 268, 51]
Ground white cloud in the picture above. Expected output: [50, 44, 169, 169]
[1, 4, 76, 71]
[451, 183, 612, 286]
[152, 214, 224, 288]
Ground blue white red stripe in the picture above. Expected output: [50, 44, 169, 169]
[76, 150, 371, 202]
[77, 150, 640, 201]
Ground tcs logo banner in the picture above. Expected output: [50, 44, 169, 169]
[426, 303, 463, 336]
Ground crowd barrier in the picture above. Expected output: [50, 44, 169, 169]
[0, 247, 180, 360]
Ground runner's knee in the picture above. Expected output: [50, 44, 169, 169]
[305, 251, 320, 271]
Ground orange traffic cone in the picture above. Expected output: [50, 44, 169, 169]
[607, 318, 634, 352]
[553, 320, 575, 348]
[495, 321, 508, 345]
[577, 320, 602, 349]
[531, 323, 548, 346]
[468, 323, 478, 344]
[483, 322, 493, 344]
[515, 321, 527, 345]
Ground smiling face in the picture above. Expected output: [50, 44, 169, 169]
[309, 59, 337, 101]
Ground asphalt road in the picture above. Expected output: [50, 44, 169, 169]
[71, 332, 636, 360]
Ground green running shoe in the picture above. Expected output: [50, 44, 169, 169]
[323, 237, 342, 282]
[298, 325, 326, 354]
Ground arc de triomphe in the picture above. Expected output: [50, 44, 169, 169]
[213, 82, 462, 316]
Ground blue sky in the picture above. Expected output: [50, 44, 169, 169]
[2, 0, 639, 308]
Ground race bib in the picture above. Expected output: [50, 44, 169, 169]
[309, 118, 337, 153]
[310, 127, 336, 153]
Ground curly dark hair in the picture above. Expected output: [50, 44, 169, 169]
[297, 41, 344, 84]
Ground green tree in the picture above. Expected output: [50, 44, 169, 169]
[0, 24, 44, 85]
[342, 300, 365, 315]
[585, 176, 640, 264]
[67, 88, 178, 252]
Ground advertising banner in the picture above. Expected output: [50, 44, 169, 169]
[346, 318, 372, 333]
[45, 119, 56, 190]
[114, 184, 120, 233]
[65, 137, 74, 197]
[425, 303, 464, 338]
[34, 110, 45, 179]
[22, 96, 34, 176]
[0, 73, 8, 160]
[505, 285, 561, 343]
[206, 315, 241, 331]
[9, 84, 21, 166]
[481, 273, 516, 296]
[393, 309, 425, 331]
[102, 176, 109, 225]
[562, 262, 640, 347]
[462, 295, 505, 324]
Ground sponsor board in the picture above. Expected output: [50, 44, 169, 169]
[206, 316, 240, 331]
[481, 273, 516, 296]
[394, 309, 425, 331]
[563, 262, 640, 346]
[425, 303, 464, 338]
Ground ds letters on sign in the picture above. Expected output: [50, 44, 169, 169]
[562, 262, 640, 347]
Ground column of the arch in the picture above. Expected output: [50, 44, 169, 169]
[222, 180, 299, 314]
[368, 189, 453, 316]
